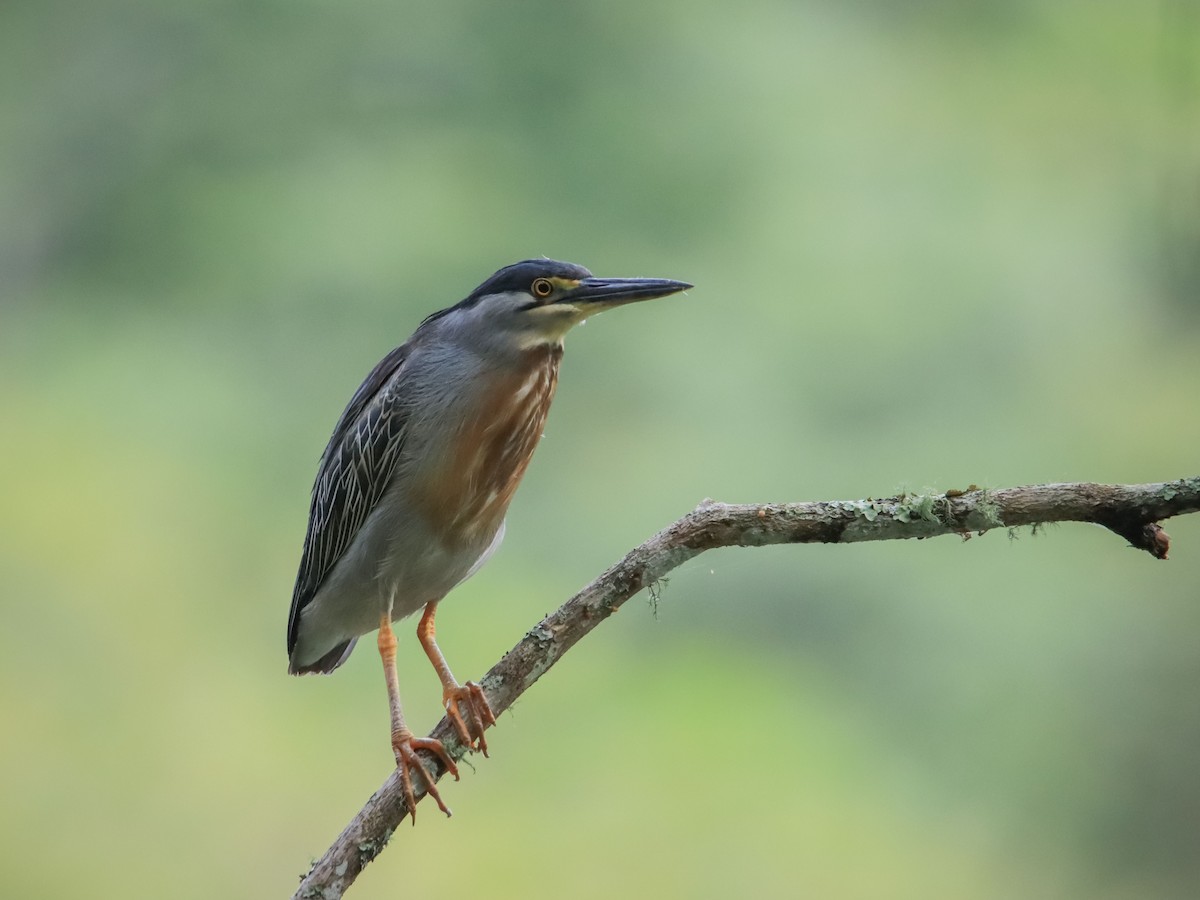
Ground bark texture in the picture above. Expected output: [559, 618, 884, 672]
[295, 477, 1200, 899]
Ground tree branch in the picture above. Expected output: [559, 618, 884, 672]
[294, 477, 1200, 899]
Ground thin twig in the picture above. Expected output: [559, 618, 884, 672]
[294, 477, 1200, 899]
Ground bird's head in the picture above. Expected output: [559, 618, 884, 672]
[425, 259, 692, 351]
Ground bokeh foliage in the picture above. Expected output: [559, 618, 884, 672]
[2, 1, 1199, 897]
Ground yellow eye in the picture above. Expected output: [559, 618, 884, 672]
[531, 278, 554, 298]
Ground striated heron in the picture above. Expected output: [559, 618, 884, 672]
[287, 259, 691, 819]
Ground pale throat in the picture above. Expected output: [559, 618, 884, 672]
[515, 304, 586, 349]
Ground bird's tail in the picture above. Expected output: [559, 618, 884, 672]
[288, 638, 357, 675]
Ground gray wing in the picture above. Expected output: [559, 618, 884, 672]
[286, 342, 413, 656]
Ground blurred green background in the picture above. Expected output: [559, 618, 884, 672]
[3, 1, 1200, 897]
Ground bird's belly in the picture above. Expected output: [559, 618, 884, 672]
[375, 507, 501, 618]
[297, 493, 501, 650]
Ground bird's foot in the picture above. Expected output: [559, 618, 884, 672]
[443, 681, 497, 755]
[392, 731, 459, 823]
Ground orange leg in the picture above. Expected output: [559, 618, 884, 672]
[417, 601, 497, 755]
[377, 612, 458, 823]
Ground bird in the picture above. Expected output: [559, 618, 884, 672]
[287, 259, 691, 820]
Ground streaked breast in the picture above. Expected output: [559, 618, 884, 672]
[416, 344, 562, 545]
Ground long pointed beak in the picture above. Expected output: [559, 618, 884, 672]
[561, 276, 693, 309]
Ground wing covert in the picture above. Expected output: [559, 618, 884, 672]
[287, 343, 413, 654]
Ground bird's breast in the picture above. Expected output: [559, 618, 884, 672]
[414, 345, 562, 545]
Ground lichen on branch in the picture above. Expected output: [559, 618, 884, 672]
[295, 477, 1200, 900]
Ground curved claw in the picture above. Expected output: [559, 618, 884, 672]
[392, 733, 459, 824]
[444, 681, 497, 756]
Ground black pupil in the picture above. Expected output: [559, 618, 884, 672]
[536, 280, 550, 295]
